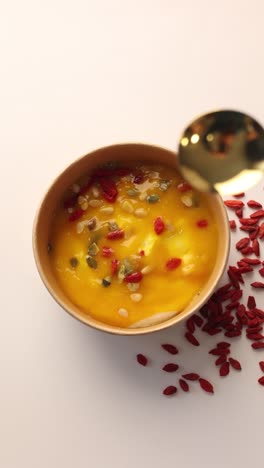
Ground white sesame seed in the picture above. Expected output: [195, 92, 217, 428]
[141, 265, 153, 275]
[89, 199, 103, 208]
[72, 183, 80, 193]
[134, 208, 147, 218]
[92, 186, 100, 198]
[130, 293, 143, 302]
[67, 207, 74, 214]
[139, 193, 147, 201]
[121, 200, 134, 213]
[99, 206, 114, 214]
[181, 195, 193, 207]
[118, 308, 129, 318]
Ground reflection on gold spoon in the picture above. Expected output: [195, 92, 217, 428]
[178, 110, 264, 195]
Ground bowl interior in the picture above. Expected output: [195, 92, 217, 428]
[33, 143, 230, 335]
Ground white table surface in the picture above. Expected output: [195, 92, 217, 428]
[1, 1, 264, 467]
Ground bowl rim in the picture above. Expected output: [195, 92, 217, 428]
[32, 142, 230, 335]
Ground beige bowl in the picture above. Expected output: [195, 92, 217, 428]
[33, 143, 230, 335]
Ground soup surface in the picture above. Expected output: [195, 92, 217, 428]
[49, 162, 218, 327]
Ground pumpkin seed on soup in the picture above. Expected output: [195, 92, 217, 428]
[159, 179, 172, 192]
[102, 277, 111, 287]
[88, 242, 99, 256]
[108, 221, 119, 232]
[86, 256, 98, 269]
[147, 194, 160, 204]
[123, 258, 134, 275]
[117, 264, 126, 282]
[127, 188, 139, 197]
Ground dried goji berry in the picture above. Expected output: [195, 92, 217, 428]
[154, 216, 165, 235]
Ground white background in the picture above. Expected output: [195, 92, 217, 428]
[1, 1, 264, 467]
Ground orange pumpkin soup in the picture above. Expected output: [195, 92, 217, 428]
[49, 162, 218, 327]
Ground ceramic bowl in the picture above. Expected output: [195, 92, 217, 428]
[32, 143, 230, 335]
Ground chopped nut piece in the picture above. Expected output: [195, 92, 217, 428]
[141, 265, 153, 275]
[134, 208, 147, 218]
[181, 195, 193, 207]
[76, 221, 87, 234]
[130, 293, 143, 302]
[89, 199, 103, 208]
[100, 206, 114, 214]
[127, 283, 140, 292]
[122, 200, 134, 213]
[118, 308, 128, 317]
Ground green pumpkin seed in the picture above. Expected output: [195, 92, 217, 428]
[117, 264, 126, 282]
[108, 221, 119, 232]
[159, 179, 172, 192]
[102, 277, 111, 287]
[147, 194, 160, 204]
[88, 242, 99, 256]
[123, 258, 134, 274]
[127, 188, 139, 197]
[86, 256, 98, 269]
[69, 257, 79, 268]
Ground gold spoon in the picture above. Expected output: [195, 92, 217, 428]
[178, 110, 264, 196]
